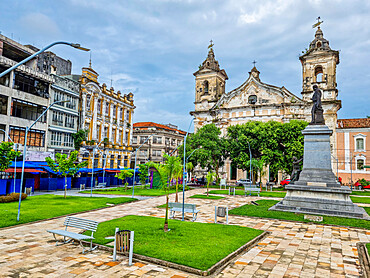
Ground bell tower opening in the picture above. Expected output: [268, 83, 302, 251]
[315, 66, 323, 82]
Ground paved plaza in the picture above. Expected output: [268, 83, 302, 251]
[0, 189, 369, 277]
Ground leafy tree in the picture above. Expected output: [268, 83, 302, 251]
[138, 163, 150, 189]
[227, 120, 307, 181]
[205, 170, 216, 197]
[186, 161, 194, 182]
[45, 151, 88, 198]
[0, 142, 21, 172]
[180, 124, 229, 182]
[71, 129, 88, 150]
[116, 169, 134, 190]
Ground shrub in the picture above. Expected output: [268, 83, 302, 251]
[359, 179, 370, 186]
[0, 193, 27, 203]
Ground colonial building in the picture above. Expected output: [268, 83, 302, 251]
[191, 26, 341, 182]
[47, 73, 80, 155]
[132, 122, 186, 165]
[0, 34, 53, 159]
[336, 118, 370, 184]
[79, 65, 135, 169]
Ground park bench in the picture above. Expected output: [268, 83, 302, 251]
[244, 184, 261, 197]
[47, 216, 99, 254]
[96, 182, 106, 188]
[168, 202, 200, 221]
[219, 178, 227, 189]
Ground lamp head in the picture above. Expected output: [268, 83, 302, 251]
[70, 43, 90, 52]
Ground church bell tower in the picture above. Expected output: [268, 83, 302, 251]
[299, 25, 339, 102]
[193, 42, 228, 108]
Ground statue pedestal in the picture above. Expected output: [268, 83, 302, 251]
[270, 125, 370, 220]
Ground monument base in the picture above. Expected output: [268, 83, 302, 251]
[270, 185, 370, 220]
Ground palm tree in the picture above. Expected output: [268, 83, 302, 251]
[173, 160, 183, 202]
[186, 161, 194, 182]
[148, 154, 178, 232]
[206, 170, 216, 197]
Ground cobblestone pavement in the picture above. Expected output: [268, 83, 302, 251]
[0, 189, 369, 277]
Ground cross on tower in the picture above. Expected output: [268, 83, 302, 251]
[252, 60, 257, 67]
[312, 16, 323, 28]
[208, 39, 214, 49]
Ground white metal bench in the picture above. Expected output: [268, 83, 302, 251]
[96, 182, 106, 188]
[47, 216, 99, 253]
[244, 184, 261, 197]
[169, 202, 199, 221]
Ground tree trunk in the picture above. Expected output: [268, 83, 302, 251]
[164, 194, 169, 232]
[175, 180, 178, 203]
[64, 176, 67, 199]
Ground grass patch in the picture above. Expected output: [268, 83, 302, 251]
[350, 191, 370, 196]
[367, 243, 370, 256]
[84, 215, 263, 271]
[229, 200, 370, 229]
[190, 194, 225, 200]
[0, 195, 136, 228]
[351, 196, 370, 204]
[208, 190, 286, 198]
[80, 187, 182, 196]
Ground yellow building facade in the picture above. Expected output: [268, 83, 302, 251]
[79, 66, 135, 169]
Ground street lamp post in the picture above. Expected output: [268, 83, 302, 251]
[0, 42, 89, 78]
[182, 118, 195, 221]
[132, 134, 155, 198]
[90, 140, 104, 197]
[0, 129, 18, 193]
[185, 148, 199, 183]
[17, 100, 69, 221]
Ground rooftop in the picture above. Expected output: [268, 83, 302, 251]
[133, 122, 186, 135]
[337, 118, 370, 129]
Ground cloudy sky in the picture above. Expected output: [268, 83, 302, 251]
[1, 0, 369, 130]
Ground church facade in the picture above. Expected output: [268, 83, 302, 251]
[191, 26, 342, 182]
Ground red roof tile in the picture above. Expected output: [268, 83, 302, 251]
[337, 118, 370, 129]
[133, 122, 187, 135]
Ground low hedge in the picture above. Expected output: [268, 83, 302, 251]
[0, 193, 27, 203]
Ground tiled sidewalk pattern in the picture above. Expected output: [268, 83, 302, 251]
[0, 189, 369, 277]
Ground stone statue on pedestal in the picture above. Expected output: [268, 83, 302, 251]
[310, 85, 325, 125]
[290, 156, 303, 183]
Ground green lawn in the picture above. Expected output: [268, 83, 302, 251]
[80, 187, 183, 196]
[229, 200, 370, 229]
[367, 243, 370, 256]
[350, 196, 370, 204]
[0, 195, 136, 228]
[350, 191, 370, 196]
[189, 194, 225, 200]
[208, 189, 286, 198]
[84, 215, 263, 271]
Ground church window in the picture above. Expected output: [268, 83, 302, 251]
[357, 159, 364, 170]
[315, 66, 323, 82]
[316, 41, 322, 48]
[248, 95, 257, 104]
[204, 81, 209, 94]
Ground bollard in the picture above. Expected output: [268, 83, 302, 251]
[129, 231, 134, 266]
[113, 227, 119, 261]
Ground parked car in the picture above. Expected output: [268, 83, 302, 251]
[236, 179, 251, 187]
[280, 179, 291, 186]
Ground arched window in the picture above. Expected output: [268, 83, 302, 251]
[97, 99, 101, 114]
[315, 66, 323, 82]
[357, 159, 364, 170]
[356, 138, 364, 151]
[316, 41, 322, 48]
[204, 80, 209, 94]
[86, 95, 91, 111]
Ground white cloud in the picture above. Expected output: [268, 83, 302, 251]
[19, 13, 60, 37]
